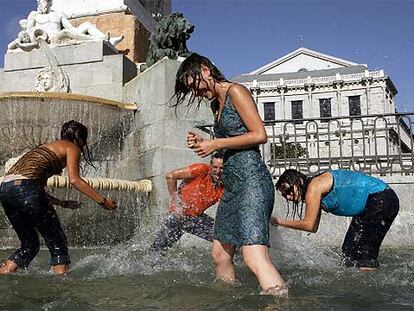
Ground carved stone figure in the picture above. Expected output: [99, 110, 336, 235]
[9, 0, 123, 51]
[35, 66, 70, 93]
[7, 19, 39, 52]
[145, 12, 194, 68]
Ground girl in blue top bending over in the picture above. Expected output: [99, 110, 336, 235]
[271, 169, 399, 271]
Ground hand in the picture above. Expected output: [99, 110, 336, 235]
[102, 198, 117, 210]
[193, 139, 218, 158]
[168, 194, 184, 218]
[60, 200, 82, 209]
[187, 130, 203, 149]
[270, 216, 279, 227]
[170, 210, 184, 220]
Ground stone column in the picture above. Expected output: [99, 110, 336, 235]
[333, 78, 343, 117]
[363, 70, 373, 115]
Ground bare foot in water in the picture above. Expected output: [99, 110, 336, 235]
[0, 259, 18, 275]
[213, 276, 240, 285]
[260, 284, 289, 297]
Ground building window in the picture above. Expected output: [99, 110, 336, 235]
[291, 100, 303, 124]
[319, 98, 331, 122]
[348, 95, 361, 116]
[263, 102, 275, 121]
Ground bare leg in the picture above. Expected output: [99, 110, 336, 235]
[242, 245, 286, 295]
[77, 22, 108, 40]
[211, 240, 236, 282]
[0, 259, 18, 275]
[109, 35, 124, 46]
[76, 22, 124, 46]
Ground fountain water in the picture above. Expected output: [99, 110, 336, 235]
[0, 1, 412, 310]
[0, 0, 209, 247]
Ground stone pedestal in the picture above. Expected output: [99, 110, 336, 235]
[51, 0, 173, 63]
[1, 41, 137, 102]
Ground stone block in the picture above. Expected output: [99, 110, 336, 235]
[0, 70, 37, 92]
[4, 41, 117, 72]
[73, 41, 102, 64]
[86, 83, 123, 101]
[4, 52, 31, 71]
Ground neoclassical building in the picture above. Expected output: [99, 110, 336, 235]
[232, 48, 412, 175]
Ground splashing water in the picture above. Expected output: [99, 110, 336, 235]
[1, 206, 413, 310]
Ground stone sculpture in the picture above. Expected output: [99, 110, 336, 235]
[7, 19, 39, 52]
[34, 66, 70, 93]
[145, 12, 194, 68]
[7, 0, 124, 52]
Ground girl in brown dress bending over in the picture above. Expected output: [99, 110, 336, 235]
[0, 120, 117, 275]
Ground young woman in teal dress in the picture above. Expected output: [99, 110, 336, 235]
[272, 169, 399, 271]
[173, 53, 286, 295]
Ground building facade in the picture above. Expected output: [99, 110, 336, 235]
[232, 48, 412, 175]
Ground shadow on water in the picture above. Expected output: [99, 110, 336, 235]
[1, 226, 413, 311]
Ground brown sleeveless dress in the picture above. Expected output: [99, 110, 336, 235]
[8, 146, 64, 187]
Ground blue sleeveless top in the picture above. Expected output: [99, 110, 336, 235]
[321, 170, 388, 216]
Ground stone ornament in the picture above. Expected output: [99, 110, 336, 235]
[7, 19, 40, 52]
[0, 175, 152, 193]
[34, 66, 70, 93]
[7, 0, 124, 53]
[145, 12, 194, 68]
[46, 176, 153, 193]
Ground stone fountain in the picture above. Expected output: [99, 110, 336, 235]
[0, 0, 211, 246]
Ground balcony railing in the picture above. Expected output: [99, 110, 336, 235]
[197, 112, 414, 177]
[243, 70, 385, 89]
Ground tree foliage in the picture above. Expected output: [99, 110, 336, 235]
[270, 142, 308, 159]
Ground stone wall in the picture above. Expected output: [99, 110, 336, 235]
[0, 57, 213, 247]
[0, 41, 137, 102]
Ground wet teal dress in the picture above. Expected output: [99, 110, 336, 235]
[213, 90, 275, 247]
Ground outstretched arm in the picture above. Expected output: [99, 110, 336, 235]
[193, 84, 267, 157]
[59, 12, 75, 30]
[66, 144, 116, 210]
[46, 192, 82, 209]
[26, 11, 36, 30]
[271, 183, 323, 233]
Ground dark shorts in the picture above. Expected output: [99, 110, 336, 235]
[0, 179, 70, 268]
[151, 213, 214, 251]
[342, 188, 399, 268]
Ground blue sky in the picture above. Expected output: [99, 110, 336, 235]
[1, 0, 413, 111]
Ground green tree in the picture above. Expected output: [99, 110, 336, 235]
[270, 142, 307, 160]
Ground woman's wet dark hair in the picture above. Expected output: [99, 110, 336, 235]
[276, 169, 311, 220]
[172, 53, 228, 110]
[60, 120, 94, 167]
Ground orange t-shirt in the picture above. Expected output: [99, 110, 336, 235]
[169, 163, 224, 217]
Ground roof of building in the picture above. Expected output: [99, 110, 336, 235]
[232, 65, 368, 83]
[247, 47, 361, 75]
